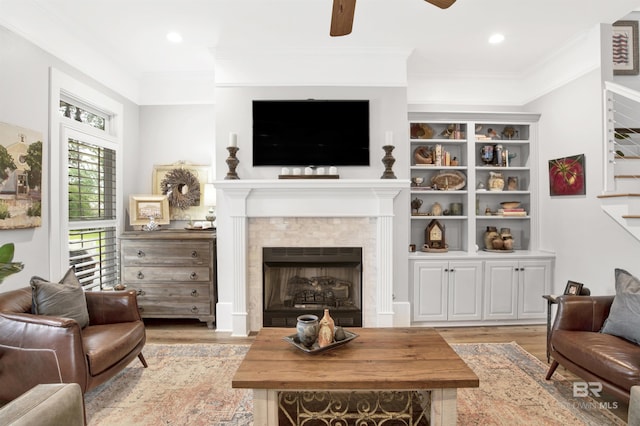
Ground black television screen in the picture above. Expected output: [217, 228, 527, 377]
[252, 100, 370, 166]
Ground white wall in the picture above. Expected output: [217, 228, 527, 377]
[134, 104, 216, 227]
[0, 25, 139, 291]
[525, 69, 640, 295]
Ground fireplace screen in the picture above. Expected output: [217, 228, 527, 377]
[263, 247, 362, 327]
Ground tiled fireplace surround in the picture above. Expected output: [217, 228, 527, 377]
[215, 179, 407, 336]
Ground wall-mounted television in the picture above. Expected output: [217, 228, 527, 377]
[252, 100, 370, 166]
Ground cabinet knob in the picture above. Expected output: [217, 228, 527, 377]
[191, 250, 198, 258]
[137, 250, 145, 257]
[444, 268, 449, 272]
[138, 306, 144, 312]
[137, 271, 144, 279]
[190, 272, 198, 280]
[136, 289, 146, 296]
[191, 306, 199, 313]
[191, 289, 199, 297]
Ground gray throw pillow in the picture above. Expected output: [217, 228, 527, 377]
[30, 267, 90, 328]
[601, 268, 640, 344]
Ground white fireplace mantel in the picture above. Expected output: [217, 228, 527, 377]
[215, 179, 408, 336]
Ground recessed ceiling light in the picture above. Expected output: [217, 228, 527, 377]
[166, 32, 183, 43]
[488, 33, 505, 44]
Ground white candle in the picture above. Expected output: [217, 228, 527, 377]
[304, 167, 313, 175]
[293, 167, 301, 175]
[385, 131, 393, 146]
[317, 167, 325, 175]
[281, 167, 290, 175]
[329, 166, 338, 175]
[228, 132, 238, 147]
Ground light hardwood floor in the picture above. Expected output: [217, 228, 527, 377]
[142, 319, 628, 422]
[144, 320, 548, 361]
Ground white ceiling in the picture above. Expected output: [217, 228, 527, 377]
[2, 0, 640, 104]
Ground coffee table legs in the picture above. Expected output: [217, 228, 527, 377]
[251, 388, 457, 426]
[429, 388, 458, 426]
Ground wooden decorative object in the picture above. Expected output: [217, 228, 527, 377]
[225, 147, 240, 180]
[381, 145, 397, 179]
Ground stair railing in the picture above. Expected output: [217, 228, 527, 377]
[603, 81, 640, 193]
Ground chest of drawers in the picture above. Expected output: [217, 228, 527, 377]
[120, 230, 216, 328]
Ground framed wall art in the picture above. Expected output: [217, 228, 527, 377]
[563, 280, 584, 296]
[548, 154, 585, 196]
[128, 195, 170, 226]
[613, 20, 639, 76]
[0, 122, 43, 229]
[152, 162, 210, 220]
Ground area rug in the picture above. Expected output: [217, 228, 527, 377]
[454, 342, 624, 426]
[84, 344, 252, 426]
[84, 342, 624, 425]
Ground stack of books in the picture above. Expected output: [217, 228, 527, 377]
[498, 208, 527, 217]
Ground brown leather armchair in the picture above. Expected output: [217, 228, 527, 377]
[0, 287, 147, 402]
[546, 295, 640, 404]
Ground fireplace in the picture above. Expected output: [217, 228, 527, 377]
[214, 179, 405, 336]
[263, 247, 363, 327]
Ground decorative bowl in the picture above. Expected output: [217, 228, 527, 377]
[500, 201, 521, 209]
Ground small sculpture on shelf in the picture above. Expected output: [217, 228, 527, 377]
[411, 198, 423, 215]
[142, 215, 160, 232]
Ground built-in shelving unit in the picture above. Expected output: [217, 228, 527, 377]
[408, 111, 554, 326]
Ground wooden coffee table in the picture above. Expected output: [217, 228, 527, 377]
[232, 327, 479, 425]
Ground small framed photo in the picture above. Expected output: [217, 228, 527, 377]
[563, 280, 584, 296]
[129, 195, 170, 226]
[613, 20, 639, 76]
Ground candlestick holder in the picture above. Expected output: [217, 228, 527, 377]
[225, 146, 240, 180]
[381, 145, 397, 179]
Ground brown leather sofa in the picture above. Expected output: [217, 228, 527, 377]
[546, 295, 640, 404]
[0, 287, 147, 403]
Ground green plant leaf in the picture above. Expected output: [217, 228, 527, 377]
[0, 262, 24, 283]
[0, 243, 15, 263]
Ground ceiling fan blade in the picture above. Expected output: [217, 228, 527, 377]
[425, 0, 456, 9]
[330, 0, 356, 37]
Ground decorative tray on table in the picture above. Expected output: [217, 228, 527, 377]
[283, 330, 359, 354]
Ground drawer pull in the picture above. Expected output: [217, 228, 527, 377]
[191, 289, 199, 297]
[136, 289, 146, 296]
[139, 306, 144, 312]
[190, 272, 198, 280]
[137, 250, 145, 258]
[191, 250, 198, 258]
[137, 271, 144, 279]
[191, 306, 199, 313]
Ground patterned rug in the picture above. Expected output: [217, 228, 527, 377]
[84, 344, 253, 425]
[84, 342, 624, 425]
[454, 343, 624, 426]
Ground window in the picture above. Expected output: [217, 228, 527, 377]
[67, 137, 118, 289]
[49, 69, 123, 289]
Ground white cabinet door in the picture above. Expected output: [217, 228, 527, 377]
[483, 260, 518, 320]
[413, 261, 448, 321]
[448, 261, 483, 321]
[518, 260, 551, 319]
